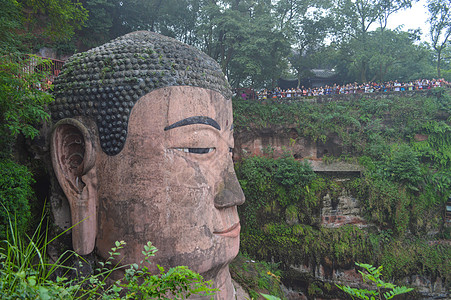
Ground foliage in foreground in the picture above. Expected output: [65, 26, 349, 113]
[261, 293, 281, 300]
[337, 263, 414, 300]
[229, 253, 283, 300]
[0, 213, 216, 299]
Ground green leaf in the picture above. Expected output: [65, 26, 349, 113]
[260, 293, 281, 300]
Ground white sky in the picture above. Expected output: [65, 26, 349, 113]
[386, 0, 430, 41]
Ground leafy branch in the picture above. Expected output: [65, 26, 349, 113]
[337, 262, 414, 300]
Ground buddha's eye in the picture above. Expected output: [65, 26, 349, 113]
[175, 147, 215, 154]
[229, 147, 233, 153]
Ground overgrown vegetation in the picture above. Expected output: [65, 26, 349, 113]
[234, 90, 450, 155]
[235, 155, 318, 230]
[0, 159, 34, 240]
[0, 212, 216, 299]
[0, 54, 54, 240]
[233, 90, 450, 297]
[0, 0, 67, 242]
[230, 253, 284, 300]
[337, 262, 414, 300]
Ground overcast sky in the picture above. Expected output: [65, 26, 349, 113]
[387, 0, 430, 41]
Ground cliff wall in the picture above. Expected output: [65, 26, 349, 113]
[231, 89, 450, 299]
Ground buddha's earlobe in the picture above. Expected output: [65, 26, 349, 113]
[51, 119, 97, 255]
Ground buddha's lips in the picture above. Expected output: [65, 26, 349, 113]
[214, 223, 240, 237]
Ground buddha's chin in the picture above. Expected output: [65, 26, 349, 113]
[197, 237, 240, 282]
[206, 266, 235, 300]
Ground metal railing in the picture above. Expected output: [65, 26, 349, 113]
[22, 55, 65, 83]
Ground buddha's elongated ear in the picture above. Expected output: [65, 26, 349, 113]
[50, 119, 97, 255]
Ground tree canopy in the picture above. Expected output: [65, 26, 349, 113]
[2, 0, 450, 87]
[427, 0, 451, 77]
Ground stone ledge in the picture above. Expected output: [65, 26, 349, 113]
[308, 160, 362, 174]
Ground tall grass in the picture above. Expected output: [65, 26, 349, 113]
[0, 207, 216, 299]
[0, 207, 77, 299]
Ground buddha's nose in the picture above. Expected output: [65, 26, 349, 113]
[214, 159, 245, 209]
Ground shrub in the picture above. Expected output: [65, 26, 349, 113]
[274, 155, 315, 187]
[229, 253, 283, 300]
[384, 144, 422, 188]
[236, 155, 316, 229]
[0, 210, 216, 299]
[0, 158, 34, 240]
[0, 53, 53, 241]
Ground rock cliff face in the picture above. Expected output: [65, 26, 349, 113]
[234, 127, 370, 231]
[233, 125, 449, 299]
[320, 182, 367, 229]
[234, 126, 343, 161]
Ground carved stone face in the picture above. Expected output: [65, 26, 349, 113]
[93, 86, 244, 291]
[50, 32, 244, 298]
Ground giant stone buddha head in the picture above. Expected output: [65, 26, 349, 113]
[49, 31, 245, 299]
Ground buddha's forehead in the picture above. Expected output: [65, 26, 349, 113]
[50, 31, 231, 155]
[166, 87, 231, 125]
[129, 86, 232, 131]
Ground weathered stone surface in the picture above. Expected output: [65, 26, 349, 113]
[400, 275, 449, 298]
[37, 47, 57, 59]
[309, 161, 362, 173]
[414, 133, 429, 141]
[288, 263, 449, 299]
[234, 129, 314, 161]
[321, 181, 367, 229]
[234, 130, 350, 162]
[281, 287, 308, 300]
[231, 279, 249, 299]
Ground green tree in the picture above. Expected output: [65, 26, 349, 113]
[19, 0, 88, 42]
[76, 0, 202, 50]
[368, 29, 431, 82]
[276, 0, 334, 87]
[227, 6, 291, 87]
[0, 0, 23, 53]
[331, 0, 414, 82]
[0, 0, 85, 237]
[196, 0, 290, 88]
[0, 0, 82, 152]
[325, 28, 433, 83]
[77, 0, 115, 49]
[427, 0, 451, 77]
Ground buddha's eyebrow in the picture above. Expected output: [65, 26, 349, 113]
[164, 116, 221, 131]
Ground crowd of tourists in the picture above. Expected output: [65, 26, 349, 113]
[247, 78, 449, 100]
